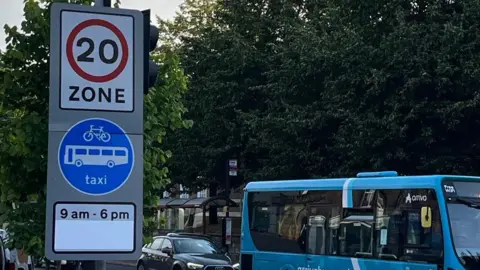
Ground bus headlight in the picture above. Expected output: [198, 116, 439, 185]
[187, 262, 204, 269]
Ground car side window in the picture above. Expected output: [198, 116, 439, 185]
[161, 239, 172, 250]
[150, 238, 164, 250]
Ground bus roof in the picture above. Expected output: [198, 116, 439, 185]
[244, 172, 480, 192]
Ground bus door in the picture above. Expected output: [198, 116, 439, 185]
[67, 148, 73, 163]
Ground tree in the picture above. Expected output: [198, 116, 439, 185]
[323, 0, 480, 176]
[246, 0, 480, 177]
[163, 0, 480, 193]
[161, 0, 289, 191]
[0, 0, 190, 255]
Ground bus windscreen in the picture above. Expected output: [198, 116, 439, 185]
[444, 181, 480, 198]
[444, 180, 480, 270]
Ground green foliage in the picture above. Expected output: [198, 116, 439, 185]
[142, 49, 190, 239]
[161, 0, 270, 190]
[163, 0, 480, 192]
[0, 0, 189, 255]
[0, 0, 52, 254]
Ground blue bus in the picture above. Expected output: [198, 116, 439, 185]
[239, 171, 480, 270]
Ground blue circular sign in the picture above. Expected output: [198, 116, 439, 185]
[58, 118, 134, 195]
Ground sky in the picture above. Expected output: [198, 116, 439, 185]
[0, 0, 184, 50]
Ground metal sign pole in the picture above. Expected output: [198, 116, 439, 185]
[94, 2, 108, 270]
[93, 0, 106, 265]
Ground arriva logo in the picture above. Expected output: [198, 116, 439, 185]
[405, 193, 427, 203]
[297, 266, 324, 270]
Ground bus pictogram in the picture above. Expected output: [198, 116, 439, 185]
[64, 145, 128, 168]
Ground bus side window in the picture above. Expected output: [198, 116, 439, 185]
[248, 190, 343, 255]
[102, 149, 113, 156]
[88, 149, 100, 155]
[305, 201, 341, 255]
[115, 150, 126, 156]
[248, 191, 308, 254]
[75, 148, 86, 155]
[339, 190, 375, 258]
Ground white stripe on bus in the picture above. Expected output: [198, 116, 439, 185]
[342, 178, 355, 207]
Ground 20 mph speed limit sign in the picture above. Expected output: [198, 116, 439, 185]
[60, 10, 134, 112]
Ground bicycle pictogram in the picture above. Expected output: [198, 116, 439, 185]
[83, 125, 111, 142]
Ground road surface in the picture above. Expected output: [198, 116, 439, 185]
[36, 262, 136, 270]
[107, 263, 135, 270]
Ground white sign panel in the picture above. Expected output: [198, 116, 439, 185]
[60, 11, 134, 112]
[225, 217, 232, 245]
[229, 159, 237, 167]
[53, 203, 135, 252]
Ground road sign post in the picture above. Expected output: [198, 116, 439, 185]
[46, 2, 145, 261]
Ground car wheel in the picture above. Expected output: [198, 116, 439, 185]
[172, 264, 183, 270]
[137, 262, 145, 270]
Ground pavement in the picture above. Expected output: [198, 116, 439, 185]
[35, 261, 137, 270]
[106, 262, 136, 270]
[106, 261, 136, 267]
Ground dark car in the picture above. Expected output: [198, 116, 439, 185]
[138, 233, 234, 270]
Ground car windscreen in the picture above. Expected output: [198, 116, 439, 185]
[173, 238, 221, 254]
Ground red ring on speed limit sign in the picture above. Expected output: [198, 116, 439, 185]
[66, 19, 129, 83]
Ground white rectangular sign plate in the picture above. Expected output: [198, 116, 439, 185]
[53, 202, 136, 252]
[59, 11, 134, 112]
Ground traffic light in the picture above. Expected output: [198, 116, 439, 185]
[142, 9, 160, 94]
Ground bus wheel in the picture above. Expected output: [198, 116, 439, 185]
[75, 160, 83, 167]
[107, 160, 115, 168]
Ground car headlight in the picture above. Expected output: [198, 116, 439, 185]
[187, 262, 204, 269]
[232, 263, 240, 269]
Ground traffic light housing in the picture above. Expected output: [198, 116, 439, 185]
[142, 9, 160, 94]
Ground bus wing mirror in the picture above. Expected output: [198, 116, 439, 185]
[421, 206, 432, 228]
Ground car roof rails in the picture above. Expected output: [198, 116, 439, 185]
[166, 232, 212, 239]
